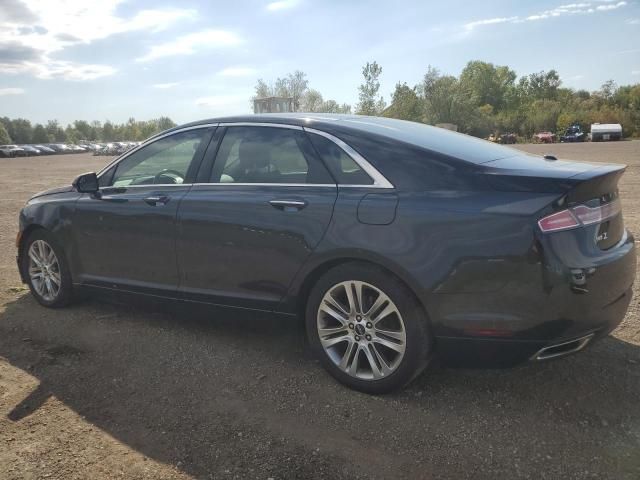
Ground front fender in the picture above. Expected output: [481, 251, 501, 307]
[18, 192, 82, 279]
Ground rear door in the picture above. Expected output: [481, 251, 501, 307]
[176, 124, 337, 310]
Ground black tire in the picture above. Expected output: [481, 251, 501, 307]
[21, 229, 74, 308]
[305, 262, 432, 394]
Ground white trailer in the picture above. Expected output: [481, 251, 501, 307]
[591, 123, 622, 141]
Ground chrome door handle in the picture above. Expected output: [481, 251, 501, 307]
[269, 199, 307, 210]
[144, 195, 170, 206]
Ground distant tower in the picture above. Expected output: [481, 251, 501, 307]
[253, 96, 294, 114]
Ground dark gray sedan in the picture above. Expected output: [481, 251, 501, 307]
[16, 114, 636, 393]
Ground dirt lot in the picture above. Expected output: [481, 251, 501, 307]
[1, 142, 639, 479]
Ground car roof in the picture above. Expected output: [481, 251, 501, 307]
[174, 113, 518, 164]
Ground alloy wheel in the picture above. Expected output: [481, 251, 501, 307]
[317, 280, 406, 380]
[28, 239, 62, 302]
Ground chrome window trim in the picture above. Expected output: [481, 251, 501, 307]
[218, 122, 303, 130]
[192, 183, 336, 188]
[98, 183, 194, 191]
[303, 127, 394, 189]
[96, 123, 219, 178]
[96, 121, 394, 190]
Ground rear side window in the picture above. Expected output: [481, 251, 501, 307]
[307, 132, 373, 185]
[210, 126, 333, 184]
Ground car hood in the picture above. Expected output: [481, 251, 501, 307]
[30, 185, 74, 200]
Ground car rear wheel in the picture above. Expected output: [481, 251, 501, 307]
[306, 262, 432, 394]
[22, 230, 74, 308]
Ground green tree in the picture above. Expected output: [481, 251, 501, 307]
[102, 121, 115, 141]
[383, 82, 422, 122]
[277, 70, 308, 111]
[0, 124, 11, 144]
[10, 118, 32, 143]
[598, 80, 618, 104]
[65, 125, 79, 143]
[519, 70, 561, 100]
[73, 120, 93, 140]
[320, 100, 351, 114]
[32, 124, 48, 143]
[459, 61, 516, 110]
[420, 66, 475, 129]
[0, 117, 14, 141]
[356, 61, 386, 115]
[300, 89, 352, 113]
[156, 116, 176, 131]
[301, 88, 324, 112]
[46, 120, 66, 142]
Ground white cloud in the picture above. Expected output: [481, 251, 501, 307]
[152, 82, 180, 89]
[464, 17, 518, 31]
[0, 59, 116, 80]
[625, 18, 640, 24]
[266, 0, 300, 11]
[464, 1, 627, 32]
[0, 87, 24, 96]
[218, 67, 257, 77]
[136, 29, 243, 63]
[596, 1, 626, 10]
[632, 70, 640, 75]
[0, 0, 196, 81]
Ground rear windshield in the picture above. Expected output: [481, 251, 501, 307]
[338, 117, 518, 164]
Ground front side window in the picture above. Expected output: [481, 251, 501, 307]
[307, 132, 373, 185]
[107, 129, 208, 187]
[211, 126, 332, 184]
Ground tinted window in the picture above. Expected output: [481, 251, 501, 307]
[308, 132, 373, 185]
[211, 126, 333, 184]
[326, 116, 519, 164]
[108, 129, 208, 187]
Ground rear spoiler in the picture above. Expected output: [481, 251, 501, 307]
[566, 164, 626, 204]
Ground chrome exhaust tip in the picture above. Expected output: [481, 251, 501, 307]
[531, 334, 595, 361]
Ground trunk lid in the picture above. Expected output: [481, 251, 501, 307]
[482, 154, 627, 250]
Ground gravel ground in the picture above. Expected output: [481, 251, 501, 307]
[0, 142, 639, 479]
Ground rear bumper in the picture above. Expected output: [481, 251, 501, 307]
[432, 227, 635, 368]
[435, 285, 632, 368]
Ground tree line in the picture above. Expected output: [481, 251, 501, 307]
[255, 60, 640, 139]
[0, 117, 177, 145]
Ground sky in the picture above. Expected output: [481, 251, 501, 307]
[0, 0, 639, 125]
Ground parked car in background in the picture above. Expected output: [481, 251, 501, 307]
[560, 124, 586, 142]
[33, 145, 56, 154]
[15, 114, 636, 393]
[1, 145, 20, 157]
[19, 145, 43, 156]
[591, 123, 622, 142]
[499, 133, 517, 144]
[533, 131, 556, 143]
[0, 145, 27, 157]
[45, 144, 66, 153]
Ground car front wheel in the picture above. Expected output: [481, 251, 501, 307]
[306, 262, 432, 394]
[22, 229, 74, 308]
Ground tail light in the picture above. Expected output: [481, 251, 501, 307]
[538, 199, 621, 233]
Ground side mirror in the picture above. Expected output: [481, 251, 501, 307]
[73, 172, 99, 193]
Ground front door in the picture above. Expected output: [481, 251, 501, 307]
[72, 127, 214, 295]
[177, 125, 337, 310]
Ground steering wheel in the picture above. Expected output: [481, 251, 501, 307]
[154, 169, 184, 184]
